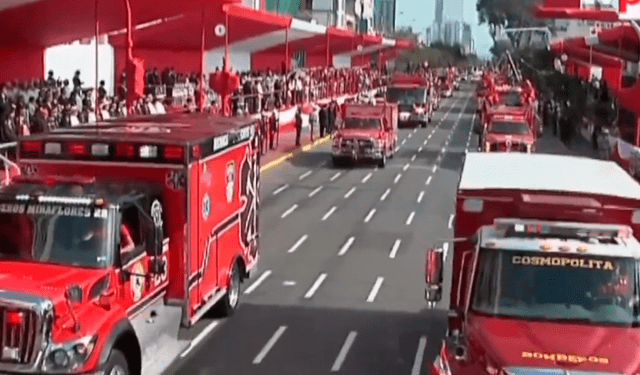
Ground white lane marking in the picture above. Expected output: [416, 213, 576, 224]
[408, 133, 413, 138]
[322, 206, 337, 221]
[253, 326, 287, 364]
[410, 336, 428, 375]
[380, 188, 391, 201]
[331, 331, 358, 372]
[402, 139, 407, 145]
[287, 235, 308, 253]
[394, 173, 402, 184]
[299, 171, 312, 180]
[426, 176, 432, 185]
[361, 172, 372, 183]
[403, 163, 410, 171]
[308, 186, 323, 197]
[338, 236, 355, 256]
[330, 172, 341, 181]
[428, 134, 432, 140]
[366, 277, 384, 302]
[364, 208, 377, 223]
[280, 204, 298, 218]
[406, 211, 415, 225]
[411, 154, 416, 161]
[389, 239, 401, 259]
[395, 146, 400, 152]
[272, 184, 288, 196]
[244, 270, 272, 294]
[413, 128, 417, 133]
[443, 242, 449, 260]
[417, 191, 424, 203]
[432, 165, 437, 173]
[304, 273, 328, 298]
[423, 140, 427, 145]
[344, 187, 356, 198]
[441, 147, 446, 153]
[283, 281, 297, 286]
[180, 320, 220, 358]
[418, 146, 423, 152]
[448, 214, 455, 228]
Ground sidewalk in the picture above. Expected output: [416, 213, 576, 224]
[260, 130, 330, 172]
[537, 128, 600, 159]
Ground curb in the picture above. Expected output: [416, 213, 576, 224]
[261, 135, 331, 172]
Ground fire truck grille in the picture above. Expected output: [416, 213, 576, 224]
[398, 104, 413, 112]
[490, 142, 528, 152]
[0, 307, 38, 365]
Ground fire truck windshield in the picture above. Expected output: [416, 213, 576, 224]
[343, 118, 382, 129]
[489, 121, 530, 135]
[498, 91, 522, 106]
[0, 205, 112, 268]
[386, 88, 426, 104]
[471, 249, 638, 325]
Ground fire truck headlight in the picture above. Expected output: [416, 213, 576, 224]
[44, 335, 97, 372]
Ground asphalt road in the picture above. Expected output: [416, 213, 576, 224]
[162, 82, 577, 375]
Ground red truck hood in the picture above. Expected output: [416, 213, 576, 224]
[337, 128, 381, 139]
[0, 262, 108, 308]
[468, 315, 640, 373]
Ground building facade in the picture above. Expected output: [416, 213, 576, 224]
[373, 0, 395, 35]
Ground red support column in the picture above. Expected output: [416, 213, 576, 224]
[124, 0, 133, 115]
[285, 28, 289, 73]
[95, 0, 100, 119]
[199, 0, 206, 112]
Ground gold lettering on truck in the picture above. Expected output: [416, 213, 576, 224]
[512, 256, 614, 270]
[522, 351, 609, 365]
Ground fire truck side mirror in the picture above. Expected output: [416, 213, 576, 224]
[151, 226, 164, 257]
[425, 247, 444, 303]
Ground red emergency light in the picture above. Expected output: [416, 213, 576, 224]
[6, 310, 23, 325]
[116, 143, 136, 158]
[68, 142, 88, 156]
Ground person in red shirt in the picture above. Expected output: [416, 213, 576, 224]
[120, 224, 135, 256]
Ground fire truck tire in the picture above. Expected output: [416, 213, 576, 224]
[331, 157, 343, 167]
[103, 349, 129, 375]
[420, 121, 427, 128]
[219, 262, 241, 317]
[378, 154, 386, 168]
[428, 116, 432, 123]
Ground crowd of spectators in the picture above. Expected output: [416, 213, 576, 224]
[0, 65, 386, 144]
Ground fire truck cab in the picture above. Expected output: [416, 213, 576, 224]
[0, 114, 260, 375]
[426, 153, 640, 375]
[386, 74, 432, 128]
[481, 113, 536, 152]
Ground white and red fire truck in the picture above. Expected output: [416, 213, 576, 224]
[386, 74, 432, 127]
[332, 102, 398, 167]
[427, 153, 640, 375]
[0, 113, 260, 375]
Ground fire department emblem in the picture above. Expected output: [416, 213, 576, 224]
[226, 161, 236, 203]
[202, 194, 211, 219]
[150, 200, 163, 228]
[130, 262, 145, 302]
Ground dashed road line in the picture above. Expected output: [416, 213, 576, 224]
[330, 172, 341, 181]
[299, 171, 312, 180]
[366, 277, 384, 302]
[344, 187, 356, 198]
[411, 154, 416, 161]
[394, 173, 402, 184]
[322, 206, 337, 221]
[389, 239, 401, 259]
[281, 204, 298, 218]
[272, 184, 288, 196]
[338, 236, 355, 256]
[308, 186, 323, 197]
[417, 191, 424, 203]
[408, 133, 413, 138]
[361, 172, 372, 183]
[403, 163, 410, 171]
[406, 211, 415, 225]
[180, 321, 220, 358]
[244, 270, 272, 294]
[432, 165, 437, 173]
[402, 139, 407, 145]
[395, 146, 400, 152]
[304, 273, 328, 299]
[410, 337, 428, 375]
[426, 176, 432, 185]
[380, 188, 391, 201]
[364, 208, 377, 223]
[418, 146, 423, 152]
[443, 242, 449, 260]
[287, 235, 308, 253]
[253, 326, 287, 364]
[331, 332, 358, 372]
[413, 128, 417, 133]
[448, 214, 455, 228]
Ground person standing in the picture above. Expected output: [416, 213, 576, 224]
[319, 104, 328, 138]
[295, 105, 303, 147]
[309, 104, 319, 142]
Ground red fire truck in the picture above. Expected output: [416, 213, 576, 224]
[386, 74, 432, 127]
[426, 153, 640, 375]
[481, 113, 536, 152]
[0, 114, 260, 375]
[332, 102, 398, 167]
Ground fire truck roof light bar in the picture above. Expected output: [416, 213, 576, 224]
[36, 196, 94, 205]
[494, 218, 631, 239]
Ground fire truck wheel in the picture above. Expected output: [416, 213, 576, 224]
[331, 157, 343, 168]
[420, 121, 427, 128]
[378, 154, 386, 168]
[103, 349, 129, 375]
[220, 263, 241, 316]
[428, 116, 432, 123]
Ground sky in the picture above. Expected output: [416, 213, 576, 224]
[395, 0, 493, 58]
